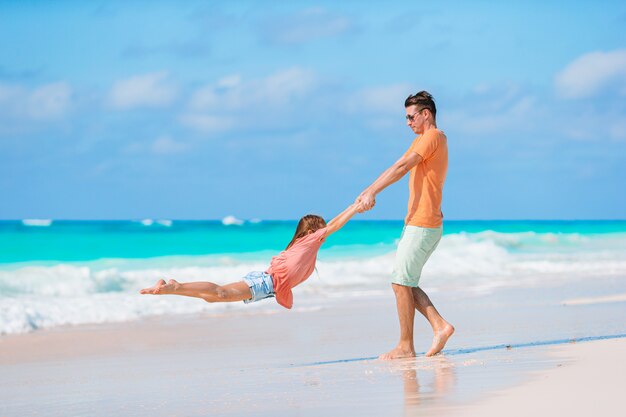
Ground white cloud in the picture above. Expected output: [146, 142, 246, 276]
[0, 87, 21, 125]
[348, 83, 413, 114]
[342, 83, 413, 131]
[27, 82, 72, 120]
[122, 40, 211, 59]
[609, 121, 626, 140]
[109, 71, 177, 109]
[555, 49, 626, 99]
[216, 75, 241, 88]
[558, 112, 626, 143]
[121, 135, 191, 156]
[189, 68, 316, 112]
[179, 114, 235, 134]
[0, 81, 72, 120]
[463, 87, 626, 145]
[261, 8, 352, 45]
[469, 83, 523, 112]
[0, 81, 72, 134]
[444, 84, 536, 134]
[181, 67, 317, 134]
[259, 68, 317, 105]
[151, 136, 189, 154]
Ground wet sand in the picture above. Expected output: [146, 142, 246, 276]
[1, 284, 625, 416]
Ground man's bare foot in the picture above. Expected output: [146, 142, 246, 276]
[425, 324, 455, 357]
[379, 345, 416, 360]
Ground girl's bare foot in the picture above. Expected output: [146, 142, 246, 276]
[159, 279, 180, 294]
[139, 279, 167, 295]
[425, 323, 455, 357]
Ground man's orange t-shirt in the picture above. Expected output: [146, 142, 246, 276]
[404, 128, 448, 228]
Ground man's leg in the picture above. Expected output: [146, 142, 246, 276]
[412, 286, 454, 356]
[379, 283, 418, 360]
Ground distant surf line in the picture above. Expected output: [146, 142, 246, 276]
[293, 333, 626, 367]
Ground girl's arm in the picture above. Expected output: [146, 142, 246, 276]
[326, 204, 360, 236]
[357, 151, 422, 211]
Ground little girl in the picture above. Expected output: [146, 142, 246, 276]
[140, 204, 360, 309]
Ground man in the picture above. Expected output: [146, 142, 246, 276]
[357, 90, 454, 359]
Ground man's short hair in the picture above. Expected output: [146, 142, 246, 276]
[405, 91, 436, 119]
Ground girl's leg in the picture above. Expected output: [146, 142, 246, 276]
[140, 279, 252, 303]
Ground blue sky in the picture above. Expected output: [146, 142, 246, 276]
[1, 0, 625, 220]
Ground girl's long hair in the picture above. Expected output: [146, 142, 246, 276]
[285, 214, 327, 250]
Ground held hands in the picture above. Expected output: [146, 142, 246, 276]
[355, 191, 376, 213]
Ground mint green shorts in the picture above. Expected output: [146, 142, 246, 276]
[391, 225, 443, 287]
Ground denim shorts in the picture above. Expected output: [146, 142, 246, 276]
[242, 271, 275, 304]
[391, 225, 443, 287]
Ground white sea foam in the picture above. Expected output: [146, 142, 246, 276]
[156, 220, 173, 227]
[1, 231, 625, 335]
[140, 219, 154, 226]
[0, 292, 242, 335]
[22, 219, 53, 226]
[222, 215, 244, 226]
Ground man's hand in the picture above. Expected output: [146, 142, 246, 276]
[355, 191, 376, 213]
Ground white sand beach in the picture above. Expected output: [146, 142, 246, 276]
[443, 338, 626, 417]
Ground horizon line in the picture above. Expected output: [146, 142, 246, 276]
[2, 218, 626, 222]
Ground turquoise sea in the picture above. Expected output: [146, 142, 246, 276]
[3, 219, 626, 264]
[1, 219, 625, 335]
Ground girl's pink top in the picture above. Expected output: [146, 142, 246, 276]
[267, 227, 327, 309]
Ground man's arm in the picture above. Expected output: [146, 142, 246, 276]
[357, 151, 423, 211]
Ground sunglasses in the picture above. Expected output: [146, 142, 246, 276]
[405, 108, 426, 122]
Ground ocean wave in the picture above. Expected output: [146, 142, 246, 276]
[133, 219, 174, 227]
[2, 232, 625, 298]
[0, 292, 261, 335]
[2, 231, 626, 335]
[22, 219, 53, 227]
[222, 215, 244, 226]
